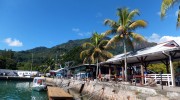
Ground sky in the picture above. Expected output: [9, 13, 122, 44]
[0, 0, 180, 51]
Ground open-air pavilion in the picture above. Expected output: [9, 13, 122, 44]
[99, 40, 180, 86]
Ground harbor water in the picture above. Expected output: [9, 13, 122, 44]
[0, 80, 48, 100]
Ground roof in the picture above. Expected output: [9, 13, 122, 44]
[69, 64, 96, 69]
[34, 77, 45, 79]
[54, 68, 64, 72]
[101, 40, 180, 65]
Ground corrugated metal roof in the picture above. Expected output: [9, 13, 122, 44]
[101, 40, 180, 64]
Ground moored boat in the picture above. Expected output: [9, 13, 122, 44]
[32, 77, 46, 91]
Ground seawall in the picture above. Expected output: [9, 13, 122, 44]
[46, 78, 180, 100]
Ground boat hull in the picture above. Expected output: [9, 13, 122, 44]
[32, 85, 46, 91]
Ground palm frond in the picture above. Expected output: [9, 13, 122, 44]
[161, 0, 176, 18]
[83, 58, 88, 64]
[99, 40, 116, 50]
[104, 19, 117, 28]
[82, 42, 94, 48]
[177, 7, 180, 28]
[117, 26, 124, 34]
[129, 20, 147, 30]
[98, 40, 108, 49]
[101, 51, 113, 58]
[117, 8, 130, 27]
[105, 35, 122, 48]
[101, 30, 112, 37]
[94, 48, 102, 53]
[127, 9, 139, 21]
[90, 54, 95, 64]
[80, 50, 90, 59]
[130, 32, 146, 42]
[98, 56, 105, 62]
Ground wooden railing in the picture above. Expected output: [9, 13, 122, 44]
[145, 74, 172, 86]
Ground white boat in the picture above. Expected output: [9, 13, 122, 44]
[32, 77, 46, 91]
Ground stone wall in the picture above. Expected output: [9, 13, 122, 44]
[45, 78, 180, 100]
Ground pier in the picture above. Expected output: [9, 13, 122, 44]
[47, 86, 73, 100]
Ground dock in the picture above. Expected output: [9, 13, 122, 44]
[47, 86, 73, 100]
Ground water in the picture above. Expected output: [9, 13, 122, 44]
[0, 80, 48, 100]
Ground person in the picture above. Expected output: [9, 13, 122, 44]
[38, 79, 42, 85]
[98, 73, 102, 81]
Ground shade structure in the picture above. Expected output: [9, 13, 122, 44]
[100, 40, 180, 86]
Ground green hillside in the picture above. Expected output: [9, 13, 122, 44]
[0, 38, 156, 71]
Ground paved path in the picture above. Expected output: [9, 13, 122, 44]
[148, 85, 180, 92]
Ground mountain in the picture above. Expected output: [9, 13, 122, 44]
[0, 38, 157, 70]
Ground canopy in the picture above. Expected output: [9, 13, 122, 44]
[100, 40, 180, 65]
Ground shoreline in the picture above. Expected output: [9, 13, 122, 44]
[46, 78, 180, 100]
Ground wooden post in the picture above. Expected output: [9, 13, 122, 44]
[169, 55, 175, 86]
[79, 83, 85, 93]
[68, 81, 71, 87]
[165, 60, 170, 73]
[141, 65, 144, 85]
[122, 67, 124, 81]
[109, 66, 111, 81]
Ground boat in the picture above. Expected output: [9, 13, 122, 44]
[32, 77, 46, 91]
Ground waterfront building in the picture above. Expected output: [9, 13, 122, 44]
[99, 40, 180, 86]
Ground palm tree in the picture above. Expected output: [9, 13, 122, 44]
[161, 0, 180, 28]
[103, 8, 147, 81]
[80, 32, 113, 78]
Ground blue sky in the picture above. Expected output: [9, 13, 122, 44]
[0, 0, 180, 51]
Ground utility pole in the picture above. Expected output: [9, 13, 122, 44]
[31, 53, 33, 76]
[55, 51, 58, 69]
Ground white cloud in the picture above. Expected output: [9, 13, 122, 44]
[157, 12, 161, 16]
[78, 32, 91, 36]
[159, 36, 180, 45]
[4, 38, 23, 47]
[175, 10, 179, 16]
[147, 33, 160, 43]
[147, 33, 180, 45]
[78, 33, 84, 36]
[96, 12, 103, 18]
[72, 27, 91, 37]
[72, 28, 80, 32]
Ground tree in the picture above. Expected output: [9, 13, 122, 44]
[103, 8, 147, 81]
[0, 56, 6, 69]
[61, 46, 83, 66]
[80, 32, 113, 78]
[6, 58, 17, 70]
[161, 0, 180, 28]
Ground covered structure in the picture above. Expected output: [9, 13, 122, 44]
[100, 40, 180, 86]
[68, 64, 97, 79]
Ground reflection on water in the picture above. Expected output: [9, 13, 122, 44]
[0, 80, 48, 100]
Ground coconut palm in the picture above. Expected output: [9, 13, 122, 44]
[103, 8, 147, 81]
[161, 0, 180, 28]
[80, 32, 113, 78]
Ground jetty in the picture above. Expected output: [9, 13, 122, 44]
[47, 86, 73, 100]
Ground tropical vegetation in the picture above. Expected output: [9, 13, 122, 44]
[80, 32, 113, 77]
[103, 8, 147, 81]
[161, 0, 180, 28]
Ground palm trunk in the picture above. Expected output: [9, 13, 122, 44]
[123, 38, 127, 81]
[96, 59, 99, 79]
